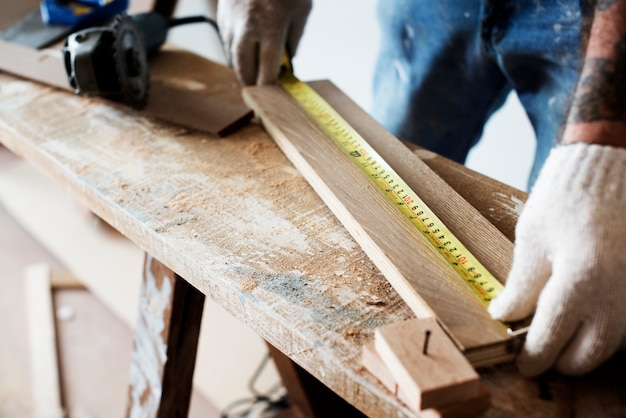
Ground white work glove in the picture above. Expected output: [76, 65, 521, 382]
[217, 0, 312, 85]
[489, 143, 626, 376]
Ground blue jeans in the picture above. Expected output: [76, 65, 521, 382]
[371, 0, 593, 187]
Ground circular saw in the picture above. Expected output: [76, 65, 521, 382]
[61, 12, 219, 109]
[63, 15, 150, 108]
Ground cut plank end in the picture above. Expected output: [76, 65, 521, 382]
[374, 318, 480, 411]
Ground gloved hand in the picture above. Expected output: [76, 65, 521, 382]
[217, 0, 312, 85]
[489, 143, 626, 376]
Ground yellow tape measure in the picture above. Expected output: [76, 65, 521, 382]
[278, 60, 504, 307]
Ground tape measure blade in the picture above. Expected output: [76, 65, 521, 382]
[307, 80, 514, 284]
[242, 84, 511, 352]
[284, 77, 505, 304]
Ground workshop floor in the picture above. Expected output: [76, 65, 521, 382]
[0, 146, 220, 417]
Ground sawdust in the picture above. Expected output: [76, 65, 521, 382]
[245, 140, 276, 157]
[12, 83, 411, 346]
[241, 278, 259, 292]
[168, 192, 195, 213]
[342, 327, 361, 339]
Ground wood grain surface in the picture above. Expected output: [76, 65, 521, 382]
[1, 49, 624, 417]
[0, 68, 415, 417]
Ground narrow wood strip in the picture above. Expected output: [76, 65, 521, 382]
[308, 81, 514, 283]
[242, 83, 511, 352]
[25, 263, 65, 418]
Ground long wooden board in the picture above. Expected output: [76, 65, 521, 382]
[243, 81, 512, 357]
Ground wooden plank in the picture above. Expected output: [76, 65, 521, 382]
[25, 263, 64, 418]
[0, 151, 280, 411]
[126, 254, 205, 418]
[148, 79, 252, 137]
[147, 46, 255, 136]
[374, 319, 480, 411]
[242, 82, 512, 354]
[420, 386, 491, 418]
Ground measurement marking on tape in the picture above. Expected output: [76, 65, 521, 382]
[279, 68, 503, 306]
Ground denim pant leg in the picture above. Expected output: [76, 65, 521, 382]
[371, 0, 511, 165]
[488, 1, 592, 187]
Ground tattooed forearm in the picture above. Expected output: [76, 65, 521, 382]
[567, 36, 626, 124]
[562, 0, 626, 145]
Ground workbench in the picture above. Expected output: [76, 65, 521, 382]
[0, 46, 624, 417]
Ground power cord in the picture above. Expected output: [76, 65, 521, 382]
[220, 352, 290, 418]
[168, 15, 220, 34]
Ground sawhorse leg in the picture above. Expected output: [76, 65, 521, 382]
[267, 344, 366, 418]
[126, 254, 205, 418]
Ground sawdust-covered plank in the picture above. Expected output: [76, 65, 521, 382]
[0, 72, 415, 417]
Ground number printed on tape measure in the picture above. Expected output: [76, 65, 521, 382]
[280, 70, 504, 306]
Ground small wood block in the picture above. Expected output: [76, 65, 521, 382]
[375, 318, 480, 411]
[363, 341, 490, 416]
